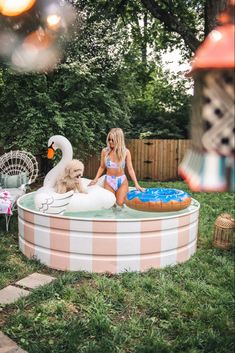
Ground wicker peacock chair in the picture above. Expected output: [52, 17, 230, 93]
[0, 150, 38, 185]
[0, 150, 39, 231]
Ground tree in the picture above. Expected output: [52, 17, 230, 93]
[139, 0, 229, 52]
[106, 0, 229, 53]
[0, 1, 131, 156]
[1, 0, 222, 154]
[127, 67, 191, 139]
[0, 65, 131, 157]
[103, 0, 230, 140]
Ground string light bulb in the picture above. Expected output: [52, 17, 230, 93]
[46, 14, 61, 30]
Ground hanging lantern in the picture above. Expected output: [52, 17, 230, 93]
[213, 213, 235, 250]
[179, 1, 235, 192]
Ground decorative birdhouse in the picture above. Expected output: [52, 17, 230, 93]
[179, 1, 235, 192]
[213, 213, 235, 249]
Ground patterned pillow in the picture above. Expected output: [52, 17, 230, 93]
[0, 172, 29, 188]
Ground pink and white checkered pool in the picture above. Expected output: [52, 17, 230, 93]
[17, 192, 200, 273]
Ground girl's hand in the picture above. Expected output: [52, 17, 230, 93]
[135, 184, 145, 192]
[88, 179, 97, 186]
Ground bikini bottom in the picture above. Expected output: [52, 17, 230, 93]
[105, 175, 126, 192]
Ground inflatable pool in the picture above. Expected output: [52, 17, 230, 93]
[18, 192, 200, 273]
[125, 188, 191, 212]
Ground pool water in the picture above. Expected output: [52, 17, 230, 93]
[19, 192, 198, 220]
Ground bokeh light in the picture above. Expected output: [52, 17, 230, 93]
[0, 0, 36, 17]
[47, 14, 61, 30]
[0, 0, 77, 72]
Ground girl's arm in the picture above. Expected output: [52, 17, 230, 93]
[126, 149, 144, 192]
[89, 149, 106, 185]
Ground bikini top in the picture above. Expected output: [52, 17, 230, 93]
[105, 150, 126, 169]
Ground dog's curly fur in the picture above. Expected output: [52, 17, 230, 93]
[55, 159, 87, 194]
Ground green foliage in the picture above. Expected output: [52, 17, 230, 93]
[49, 65, 131, 158]
[126, 67, 191, 139]
[96, 0, 195, 139]
[0, 65, 130, 157]
[0, 69, 61, 155]
[0, 1, 132, 157]
[0, 0, 207, 156]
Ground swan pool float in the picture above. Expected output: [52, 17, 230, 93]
[125, 188, 191, 212]
[34, 135, 116, 214]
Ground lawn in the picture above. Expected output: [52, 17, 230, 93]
[0, 181, 234, 353]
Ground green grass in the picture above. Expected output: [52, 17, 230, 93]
[0, 181, 234, 353]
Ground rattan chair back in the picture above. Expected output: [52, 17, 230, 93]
[0, 150, 38, 185]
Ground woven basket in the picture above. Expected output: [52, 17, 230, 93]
[213, 213, 235, 249]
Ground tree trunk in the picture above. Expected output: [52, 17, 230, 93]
[140, 0, 201, 52]
[205, 0, 229, 35]
[141, 12, 148, 65]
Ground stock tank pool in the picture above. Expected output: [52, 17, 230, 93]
[17, 192, 200, 274]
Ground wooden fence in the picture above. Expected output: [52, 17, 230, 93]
[84, 139, 191, 181]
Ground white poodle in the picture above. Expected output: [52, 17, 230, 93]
[55, 159, 87, 194]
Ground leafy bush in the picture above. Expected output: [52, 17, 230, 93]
[128, 68, 192, 139]
[0, 67, 130, 158]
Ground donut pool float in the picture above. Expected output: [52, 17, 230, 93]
[125, 188, 192, 212]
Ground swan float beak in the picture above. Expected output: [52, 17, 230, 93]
[47, 143, 55, 159]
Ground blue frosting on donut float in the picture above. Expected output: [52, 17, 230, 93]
[127, 188, 190, 203]
[125, 188, 191, 212]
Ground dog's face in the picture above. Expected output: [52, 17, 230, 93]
[65, 159, 84, 183]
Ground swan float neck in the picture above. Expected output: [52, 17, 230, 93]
[43, 135, 73, 189]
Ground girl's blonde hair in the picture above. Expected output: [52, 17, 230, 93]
[106, 128, 126, 162]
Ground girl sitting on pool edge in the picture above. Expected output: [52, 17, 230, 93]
[89, 128, 144, 206]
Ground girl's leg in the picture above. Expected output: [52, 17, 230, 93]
[116, 179, 129, 206]
[104, 181, 115, 195]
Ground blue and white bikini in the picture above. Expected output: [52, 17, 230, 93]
[105, 153, 126, 191]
